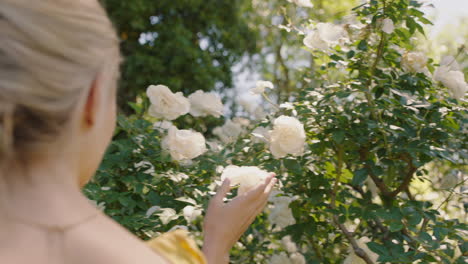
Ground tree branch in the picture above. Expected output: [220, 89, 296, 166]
[331, 146, 375, 264]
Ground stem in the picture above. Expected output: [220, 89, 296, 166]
[261, 92, 281, 111]
[331, 145, 375, 264]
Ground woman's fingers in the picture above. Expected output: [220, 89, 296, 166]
[214, 178, 231, 204]
[242, 173, 276, 201]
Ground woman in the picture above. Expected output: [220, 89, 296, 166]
[0, 1, 276, 263]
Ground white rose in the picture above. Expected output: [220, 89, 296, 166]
[162, 126, 207, 161]
[153, 120, 175, 132]
[147, 85, 190, 120]
[316, 23, 346, 43]
[303, 31, 328, 50]
[220, 165, 270, 195]
[440, 71, 467, 100]
[269, 116, 306, 158]
[268, 195, 296, 228]
[287, 0, 313, 8]
[251, 80, 274, 94]
[188, 90, 224, 117]
[213, 119, 244, 144]
[434, 56, 460, 82]
[281, 235, 298, 253]
[401, 52, 427, 73]
[382, 18, 395, 34]
[343, 237, 379, 264]
[290, 252, 306, 264]
[268, 252, 292, 264]
[182, 205, 202, 223]
[238, 96, 258, 113]
[157, 208, 178, 225]
[303, 23, 346, 51]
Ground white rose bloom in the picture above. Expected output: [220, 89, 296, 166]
[343, 237, 379, 264]
[268, 196, 296, 228]
[251, 80, 274, 94]
[317, 23, 346, 43]
[290, 252, 306, 264]
[182, 205, 203, 223]
[281, 235, 298, 253]
[434, 56, 460, 83]
[238, 96, 258, 113]
[221, 165, 270, 195]
[153, 120, 175, 132]
[401, 52, 427, 73]
[233, 117, 251, 127]
[162, 126, 207, 161]
[303, 31, 328, 50]
[146, 85, 190, 120]
[303, 23, 346, 51]
[382, 18, 395, 34]
[287, 0, 313, 8]
[268, 252, 292, 264]
[269, 116, 306, 158]
[213, 119, 244, 144]
[188, 90, 224, 117]
[440, 70, 468, 100]
[157, 208, 178, 225]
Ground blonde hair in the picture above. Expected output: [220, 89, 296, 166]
[0, 0, 120, 160]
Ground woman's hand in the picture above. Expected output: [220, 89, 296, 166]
[202, 173, 277, 264]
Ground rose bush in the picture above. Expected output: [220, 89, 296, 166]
[86, 0, 467, 263]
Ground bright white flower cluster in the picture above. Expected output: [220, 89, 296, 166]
[287, 0, 313, 8]
[401, 51, 427, 73]
[182, 205, 203, 223]
[220, 165, 270, 195]
[147, 85, 190, 120]
[213, 119, 245, 144]
[147, 85, 224, 120]
[278, 235, 306, 263]
[303, 23, 347, 51]
[381, 18, 395, 34]
[188, 90, 224, 118]
[268, 192, 296, 228]
[343, 237, 379, 264]
[269, 116, 306, 158]
[162, 126, 207, 162]
[146, 85, 227, 162]
[268, 251, 306, 264]
[434, 56, 467, 100]
[251, 80, 274, 95]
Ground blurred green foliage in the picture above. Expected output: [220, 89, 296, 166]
[100, 0, 258, 112]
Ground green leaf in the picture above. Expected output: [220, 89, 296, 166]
[389, 222, 404, 232]
[352, 168, 368, 186]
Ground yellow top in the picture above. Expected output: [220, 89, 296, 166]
[146, 229, 207, 264]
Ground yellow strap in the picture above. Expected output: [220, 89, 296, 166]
[146, 230, 207, 264]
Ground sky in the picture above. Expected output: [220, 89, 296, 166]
[423, 0, 468, 38]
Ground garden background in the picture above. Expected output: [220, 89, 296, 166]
[85, 0, 467, 263]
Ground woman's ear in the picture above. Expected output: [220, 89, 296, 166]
[82, 78, 99, 129]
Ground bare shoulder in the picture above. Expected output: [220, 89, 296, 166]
[65, 214, 170, 264]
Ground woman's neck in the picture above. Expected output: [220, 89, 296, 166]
[0, 157, 98, 228]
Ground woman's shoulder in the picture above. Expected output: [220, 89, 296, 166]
[65, 214, 171, 264]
